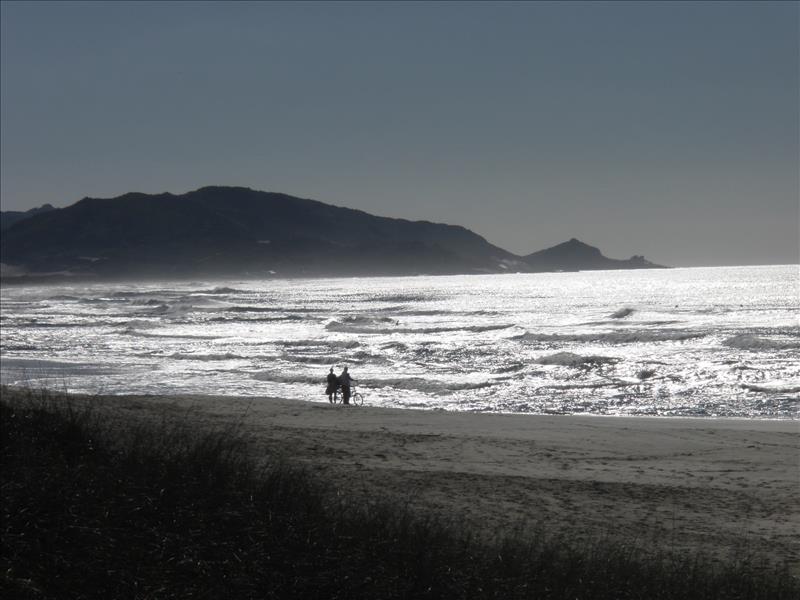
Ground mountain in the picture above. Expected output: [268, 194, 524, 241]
[0, 187, 525, 279]
[522, 238, 665, 271]
[0, 187, 666, 280]
[0, 204, 56, 231]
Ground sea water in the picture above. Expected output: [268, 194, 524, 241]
[1, 265, 797, 418]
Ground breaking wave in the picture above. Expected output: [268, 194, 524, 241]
[326, 319, 513, 335]
[145, 303, 197, 317]
[226, 305, 317, 313]
[723, 334, 800, 351]
[121, 329, 219, 340]
[253, 372, 323, 385]
[204, 287, 245, 295]
[362, 377, 493, 394]
[118, 319, 161, 329]
[741, 382, 800, 394]
[168, 352, 248, 361]
[281, 350, 390, 365]
[280, 339, 361, 349]
[514, 330, 704, 344]
[536, 352, 619, 367]
[370, 293, 433, 303]
[210, 314, 307, 323]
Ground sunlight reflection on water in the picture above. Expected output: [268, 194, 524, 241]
[1, 265, 798, 418]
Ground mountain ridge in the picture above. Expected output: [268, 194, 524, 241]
[0, 187, 665, 280]
[0, 203, 56, 231]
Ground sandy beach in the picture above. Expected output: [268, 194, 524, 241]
[91, 393, 799, 574]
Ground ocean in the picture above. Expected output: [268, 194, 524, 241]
[1, 265, 797, 418]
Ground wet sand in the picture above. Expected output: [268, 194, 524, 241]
[27, 390, 800, 572]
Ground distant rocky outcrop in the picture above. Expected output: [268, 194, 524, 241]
[0, 204, 56, 231]
[522, 238, 665, 272]
[0, 188, 666, 281]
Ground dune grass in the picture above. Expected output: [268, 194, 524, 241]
[1, 388, 797, 599]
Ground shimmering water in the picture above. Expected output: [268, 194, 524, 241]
[1, 266, 798, 418]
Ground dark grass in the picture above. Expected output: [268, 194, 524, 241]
[1, 389, 797, 599]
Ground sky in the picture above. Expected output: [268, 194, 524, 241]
[1, 1, 797, 267]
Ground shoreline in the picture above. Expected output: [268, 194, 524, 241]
[1, 376, 796, 422]
[14, 388, 795, 573]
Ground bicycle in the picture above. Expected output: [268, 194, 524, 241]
[333, 383, 364, 406]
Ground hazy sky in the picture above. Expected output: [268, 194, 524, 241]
[1, 1, 797, 266]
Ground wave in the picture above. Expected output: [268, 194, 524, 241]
[371, 293, 433, 303]
[79, 297, 125, 305]
[326, 320, 514, 335]
[325, 315, 398, 332]
[47, 295, 80, 301]
[380, 341, 408, 351]
[539, 381, 619, 390]
[580, 319, 682, 327]
[536, 352, 618, 368]
[131, 298, 167, 306]
[723, 334, 800, 351]
[168, 352, 247, 361]
[253, 372, 323, 385]
[610, 307, 635, 319]
[209, 314, 308, 323]
[280, 339, 361, 349]
[740, 382, 800, 394]
[281, 350, 389, 365]
[281, 353, 340, 365]
[144, 303, 191, 316]
[118, 319, 161, 329]
[225, 305, 317, 314]
[391, 308, 501, 317]
[492, 362, 526, 374]
[112, 290, 159, 298]
[121, 329, 219, 340]
[359, 376, 493, 394]
[342, 315, 398, 325]
[17, 320, 117, 329]
[514, 329, 704, 344]
[205, 287, 245, 295]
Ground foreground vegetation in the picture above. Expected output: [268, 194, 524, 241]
[1, 390, 797, 599]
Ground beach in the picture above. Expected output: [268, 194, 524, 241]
[100, 393, 799, 573]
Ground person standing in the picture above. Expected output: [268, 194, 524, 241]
[338, 366, 354, 405]
[325, 367, 338, 403]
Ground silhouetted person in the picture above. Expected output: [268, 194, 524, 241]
[325, 367, 338, 403]
[338, 366, 355, 405]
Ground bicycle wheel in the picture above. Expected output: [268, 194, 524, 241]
[333, 389, 342, 404]
[352, 392, 364, 407]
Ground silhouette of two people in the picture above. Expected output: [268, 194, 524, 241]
[325, 366, 355, 405]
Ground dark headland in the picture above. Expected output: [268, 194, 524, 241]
[0, 186, 665, 281]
